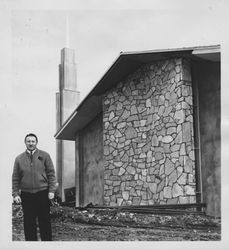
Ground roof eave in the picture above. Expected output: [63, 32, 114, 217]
[55, 45, 220, 141]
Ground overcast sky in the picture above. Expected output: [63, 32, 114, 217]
[0, 0, 229, 249]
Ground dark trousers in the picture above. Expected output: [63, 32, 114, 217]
[21, 190, 52, 241]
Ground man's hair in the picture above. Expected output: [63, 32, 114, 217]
[24, 133, 38, 142]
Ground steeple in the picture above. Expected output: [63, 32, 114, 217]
[56, 45, 80, 202]
[65, 15, 70, 48]
[59, 48, 77, 92]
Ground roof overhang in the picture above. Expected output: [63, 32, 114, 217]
[55, 45, 220, 141]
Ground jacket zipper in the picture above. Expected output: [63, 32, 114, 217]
[30, 153, 34, 192]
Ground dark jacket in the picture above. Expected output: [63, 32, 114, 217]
[12, 149, 56, 197]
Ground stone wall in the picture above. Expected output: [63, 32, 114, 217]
[103, 58, 196, 206]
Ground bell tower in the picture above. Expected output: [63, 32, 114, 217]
[56, 47, 80, 202]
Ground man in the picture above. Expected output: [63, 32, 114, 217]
[12, 133, 56, 241]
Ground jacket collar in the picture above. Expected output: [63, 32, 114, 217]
[26, 149, 38, 155]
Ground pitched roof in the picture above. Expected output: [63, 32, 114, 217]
[55, 45, 220, 140]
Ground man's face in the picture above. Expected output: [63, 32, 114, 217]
[25, 136, 38, 151]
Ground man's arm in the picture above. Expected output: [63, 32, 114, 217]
[12, 158, 21, 203]
[44, 153, 56, 196]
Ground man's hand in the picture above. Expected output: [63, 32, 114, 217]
[14, 195, 21, 204]
[48, 192, 55, 200]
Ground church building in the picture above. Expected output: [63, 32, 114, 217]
[55, 45, 220, 217]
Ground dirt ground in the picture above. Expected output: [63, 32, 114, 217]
[12, 204, 221, 241]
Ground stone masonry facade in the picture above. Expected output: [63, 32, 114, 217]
[103, 58, 196, 206]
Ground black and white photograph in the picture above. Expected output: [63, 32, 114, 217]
[0, 0, 228, 249]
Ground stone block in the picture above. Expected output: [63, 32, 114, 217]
[159, 164, 164, 176]
[172, 183, 183, 197]
[189, 196, 196, 203]
[184, 185, 195, 195]
[155, 152, 164, 161]
[174, 131, 182, 144]
[146, 98, 151, 108]
[180, 143, 186, 156]
[189, 150, 195, 161]
[165, 158, 175, 175]
[114, 161, 122, 167]
[171, 144, 180, 152]
[116, 102, 123, 111]
[113, 150, 118, 157]
[121, 109, 131, 120]
[177, 166, 183, 178]
[169, 92, 178, 105]
[163, 143, 171, 153]
[177, 173, 187, 185]
[148, 183, 157, 194]
[127, 115, 139, 122]
[105, 189, 113, 196]
[184, 156, 193, 173]
[117, 122, 126, 129]
[140, 200, 149, 205]
[118, 167, 126, 176]
[130, 105, 138, 115]
[125, 126, 137, 139]
[139, 153, 146, 158]
[162, 135, 173, 143]
[188, 173, 194, 183]
[153, 113, 160, 122]
[121, 153, 129, 162]
[167, 127, 177, 135]
[182, 122, 191, 142]
[104, 197, 110, 205]
[148, 200, 155, 205]
[122, 191, 129, 200]
[158, 106, 165, 116]
[138, 106, 146, 113]
[163, 106, 173, 117]
[168, 170, 178, 185]
[130, 187, 137, 196]
[163, 186, 172, 199]
[165, 122, 177, 128]
[171, 151, 179, 158]
[179, 196, 189, 204]
[185, 95, 193, 106]
[157, 178, 165, 193]
[167, 197, 178, 204]
[138, 163, 146, 169]
[117, 142, 125, 149]
[132, 197, 141, 205]
[113, 180, 121, 186]
[177, 124, 182, 133]
[114, 129, 122, 138]
[117, 198, 123, 206]
[139, 120, 146, 127]
[158, 95, 165, 105]
[175, 73, 181, 83]
[151, 135, 159, 147]
[112, 169, 119, 176]
[109, 111, 115, 121]
[104, 146, 110, 156]
[142, 169, 148, 176]
[126, 166, 136, 175]
[174, 110, 185, 124]
[168, 69, 176, 79]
